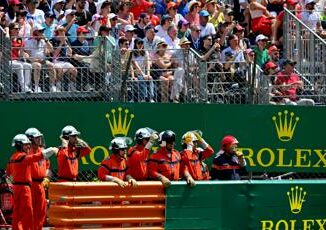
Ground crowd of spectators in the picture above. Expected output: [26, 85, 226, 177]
[0, 0, 325, 102]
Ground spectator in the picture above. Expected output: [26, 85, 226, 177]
[42, 11, 56, 40]
[177, 18, 191, 39]
[274, 59, 315, 105]
[267, 45, 281, 71]
[51, 0, 65, 24]
[75, 0, 92, 26]
[25, 24, 57, 93]
[254, 34, 269, 67]
[98, 137, 137, 187]
[211, 135, 247, 180]
[127, 128, 158, 181]
[223, 7, 235, 24]
[118, 2, 135, 25]
[148, 130, 195, 187]
[248, 0, 275, 36]
[187, 24, 201, 50]
[9, 22, 33, 93]
[130, 0, 154, 20]
[146, 2, 160, 26]
[91, 1, 112, 32]
[124, 24, 136, 49]
[177, 0, 189, 17]
[221, 34, 245, 63]
[233, 24, 249, 51]
[109, 13, 123, 40]
[62, 9, 78, 43]
[17, 10, 32, 41]
[302, 0, 325, 37]
[185, 0, 200, 25]
[155, 14, 172, 39]
[199, 10, 216, 37]
[143, 24, 161, 52]
[26, 0, 45, 26]
[164, 25, 180, 50]
[132, 37, 155, 102]
[134, 13, 150, 39]
[207, 0, 225, 27]
[264, 60, 278, 84]
[166, 1, 185, 25]
[180, 131, 214, 180]
[57, 125, 91, 182]
[152, 40, 174, 102]
[51, 25, 78, 92]
[5, 0, 22, 23]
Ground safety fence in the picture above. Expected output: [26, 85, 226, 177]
[48, 182, 165, 229]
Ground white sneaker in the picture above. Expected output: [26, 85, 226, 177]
[22, 86, 32, 93]
[50, 85, 57, 92]
[150, 99, 155, 103]
[34, 86, 42, 93]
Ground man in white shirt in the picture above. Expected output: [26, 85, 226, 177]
[199, 10, 216, 38]
[163, 25, 180, 51]
[26, 0, 45, 26]
[301, 0, 322, 31]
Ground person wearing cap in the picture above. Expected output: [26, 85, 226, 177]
[26, 0, 45, 26]
[248, 0, 275, 36]
[206, 0, 225, 27]
[8, 22, 33, 93]
[91, 1, 112, 32]
[50, 25, 78, 91]
[177, 18, 191, 39]
[108, 13, 122, 40]
[134, 13, 150, 39]
[274, 59, 315, 105]
[25, 24, 57, 93]
[167, 1, 185, 26]
[199, 9, 216, 37]
[301, 0, 324, 33]
[154, 14, 172, 39]
[5, 0, 22, 24]
[124, 24, 136, 49]
[61, 9, 78, 43]
[51, 0, 65, 23]
[267, 45, 281, 70]
[254, 34, 270, 67]
[185, 1, 201, 25]
[42, 12, 57, 40]
[143, 24, 161, 51]
[75, 0, 92, 26]
[146, 1, 160, 26]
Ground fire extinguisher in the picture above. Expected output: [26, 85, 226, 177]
[0, 170, 13, 224]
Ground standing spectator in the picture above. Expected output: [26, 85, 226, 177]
[9, 22, 33, 93]
[180, 131, 214, 180]
[51, 0, 65, 25]
[127, 128, 158, 181]
[302, 0, 325, 36]
[51, 25, 78, 91]
[117, 2, 135, 25]
[25, 24, 56, 93]
[62, 9, 79, 43]
[185, 0, 201, 25]
[155, 14, 172, 39]
[98, 137, 137, 187]
[91, 1, 112, 32]
[177, 18, 191, 39]
[248, 0, 275, 36]
[25, 128, 51, 230]
[199, 10, 216, 37]
[26, 0, 45, 26]
[146, 2, 160, 26]
[207, 0, 225, 28]
[274, 59, 315, 105]
[187, 24, 201, 50]
[254, 34, 269, 67]
[42, 11, 56, 40]
[134, 13, 150, 39]
[166, 1, 185, 25]
[148, 130, 195, 187]
[233, 24, 248, 51]
[7, 134, 56, 230]
[57, 125, 91, 182]
[109, 13, 123, 40]
[211, 135, 247, 180]
[75, 0, 92, 26]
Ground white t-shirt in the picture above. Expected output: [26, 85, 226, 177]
[26, 9, 45, 26]
[221, 46, 245, 63]
[25, 39, 47, 59]
[155, 25, 168, 39]
[200, 23, 216, 37]
[301, 11, 321, 30]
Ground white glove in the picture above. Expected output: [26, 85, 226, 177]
[145, 133, 159, 149]
[42, 147, 58, 159]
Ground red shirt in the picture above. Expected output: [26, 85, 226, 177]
[7, 151, 44, 184]
[11, 39, 24, 60]
[149, 14, 160, 26]
[148, 147, 183, 181]
[130, 0, 153, 19]
[30, 147, 50, 181]
[180, 146, 214, 180]
[57, 145, 91, 181]
[98, 154, 127, 181]
[126, 145, 150, 180]
[275, 71, 301, 101]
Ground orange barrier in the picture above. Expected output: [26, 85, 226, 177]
[48, 182, 165, 229]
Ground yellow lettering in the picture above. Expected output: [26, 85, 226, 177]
[275, 220, 288, 230]
[239, 148, 256, 166]
[257, 148, 275, 167]
[261, 220, 273, 230]
[294, 149, 311, 167]
[81, 156, 89, 165]
[289, 220, 296, 230]
[81, 146, 109, 166]
[316, 219, 326, 230]
[276, 149, 293, 167]
[313, 150, 326, 167]
[303, 219, 314, 230]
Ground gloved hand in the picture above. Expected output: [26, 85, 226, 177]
[113, 178, 128, 188]
[145, 133, 159, 149]
[42, 147, 58, 159]
[159, 176, 171, 188]
[42, 178, 50, 188]
[183, 132, 194, 145]
[193, 131, 208, 148]
[76, 138, 88, 148]
[186, 176, 196, 187]
[235, 151, 244, 158]
[128, 178, 138, 187]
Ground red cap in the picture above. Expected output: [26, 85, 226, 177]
[9, 0, 21, 5]
[287, 0, 298, 5]
[167, 2, 176, 9]
[77, 26, 89, 34]
[268, 45, 280, 54]
[264, 61, 278, 70]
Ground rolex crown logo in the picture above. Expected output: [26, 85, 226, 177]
[105, 107, 135, 137]
[272, 110, 299, 142]
[287, 186, 307, 214]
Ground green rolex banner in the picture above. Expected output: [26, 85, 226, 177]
[0, 102, 326, 172]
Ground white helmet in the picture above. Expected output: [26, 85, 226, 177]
[12, 134, 31, 147]
[181, 131, 198, 144]
[25, 128, 43, 138]
[61, 125, 80, 138]
[110, 137, 132, 151]
[135, 128, 151, 141]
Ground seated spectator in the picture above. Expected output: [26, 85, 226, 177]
[249, 0, 275, 36]
[134, 13, 150, 39]
[221, 35, 246, 63]
[124, 24, 136, 49]
[233, 24, 249, 51]
[17, 10, 32, 41]
[199, 10, 216, 37]
[143, 24, 161, 52]
[62, 9, 78, 43]
[186, 24, 201, 51]
[51, 0, 65, 25]
[42, 12, 56, 40]
[302, 0, 326, 37]
[177, 18, 191, 39]
[5, 0, 21, 23]
[91, 1, 112, 32]
[146, 2, 160, 26]
[166, 1, 185, 26]
[75, 0, 92, 26]
[9, 22, 33, 93]
[51, 26, 78, 91]
[25, 24, 57, 92]
[109, 13, 123, 40]
[185, 1, 200, 25]
[164, 25, 180, 51]
[155, 14, 172, 39]
[26, 0, 45, 26]
[117, 2, 134, 25]
[274, 59, 315, 105]
[254, 34, 269, 67]
[152, 41, 174, 102]
[267, 45, 281, 71]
